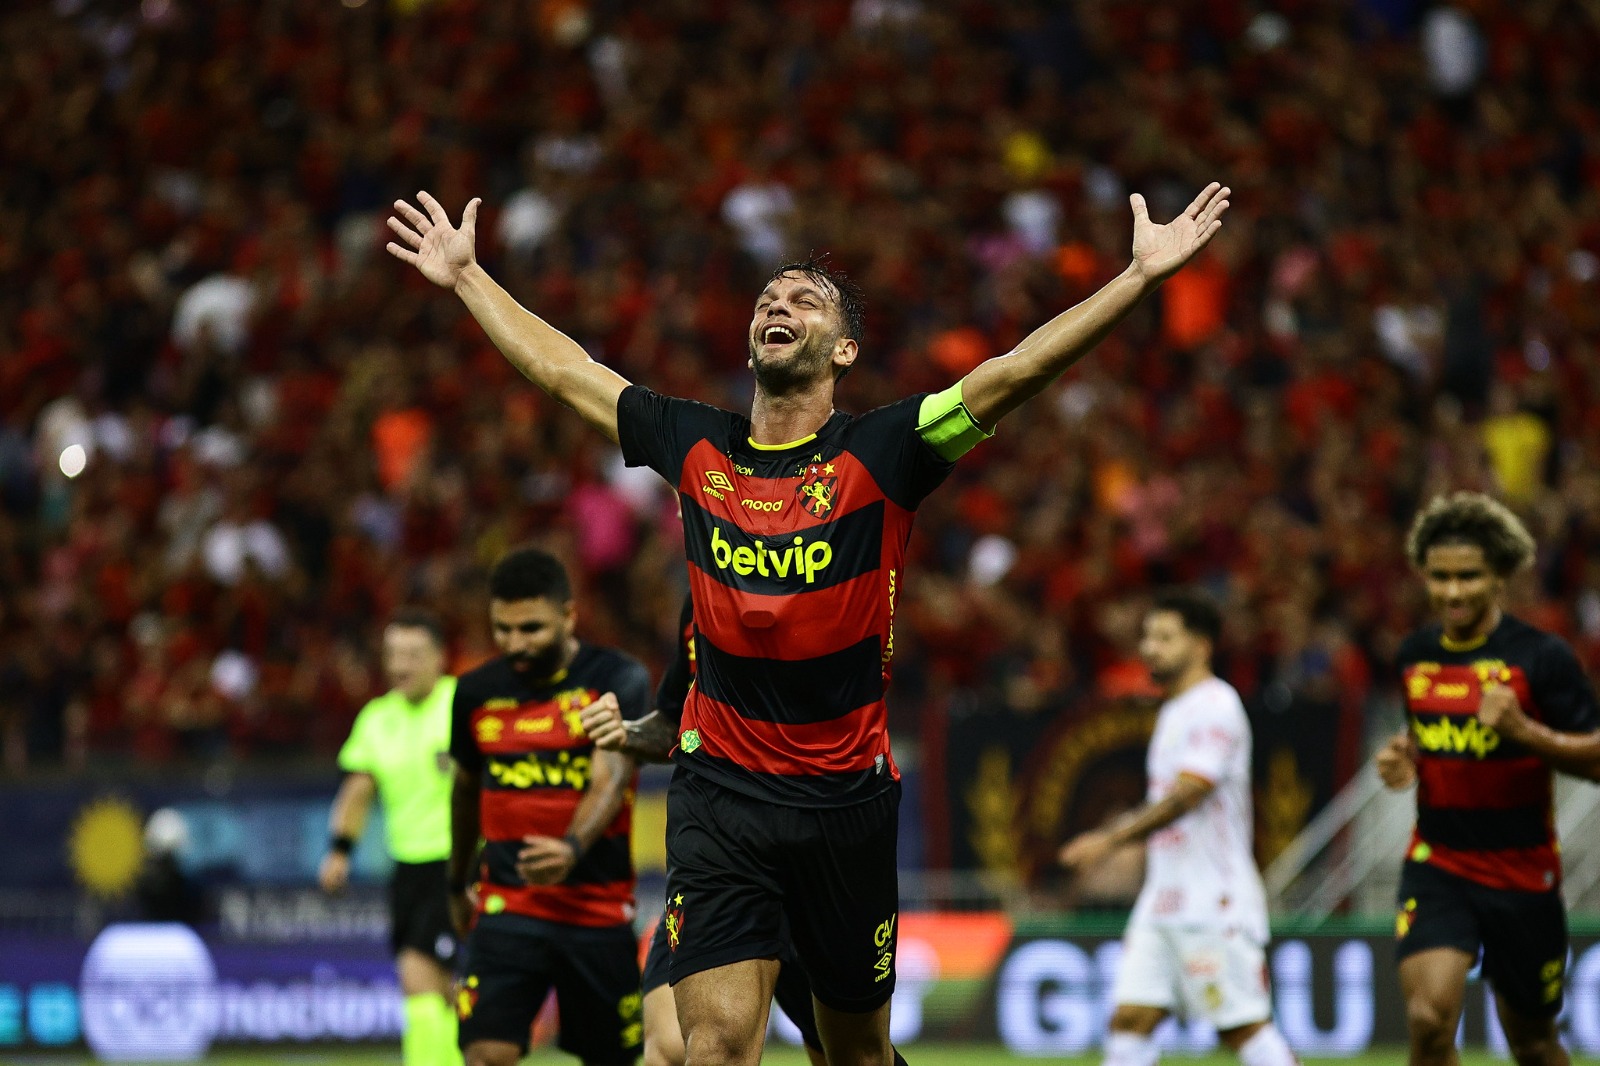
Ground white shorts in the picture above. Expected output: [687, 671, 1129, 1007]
[1110, 920, 1271, 1031]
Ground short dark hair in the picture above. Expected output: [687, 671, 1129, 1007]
[1405, 491, 1536, 576]
[1149, 587, 1222, 645]
[388, 606, 445, 648]
[489, 546, 573, 604]
[767, 253, 866, 346]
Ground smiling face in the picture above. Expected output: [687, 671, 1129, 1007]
[748, 272, 858, 391]
[1421, 542, 1504, 641]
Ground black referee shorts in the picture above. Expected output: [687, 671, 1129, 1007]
[1396, 860, 1568, 1018]
[390, 860, 458, 966]
[663, 768, 900, 1014]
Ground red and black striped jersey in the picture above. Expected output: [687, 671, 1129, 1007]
[449, 645, 652, 927]
[619, 386, 954, 807]
[1398, 615, 1600, 892]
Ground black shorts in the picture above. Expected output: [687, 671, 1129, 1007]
[663, 768, 900, 1013]
[390, 860, 458, 966]
[640, 909, 822, 1051]
[1396, 860, 1568, 1018]
[456, 915, 643, 1061]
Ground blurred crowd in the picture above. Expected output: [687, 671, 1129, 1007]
[4, 0, 1600, 777]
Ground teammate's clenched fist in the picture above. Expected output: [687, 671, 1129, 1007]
[580, 694, 626, 751]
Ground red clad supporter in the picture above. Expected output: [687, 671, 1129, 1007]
[0, 1, 1598, 781]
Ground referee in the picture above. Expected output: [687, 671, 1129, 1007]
[321, 607, 463, 1066]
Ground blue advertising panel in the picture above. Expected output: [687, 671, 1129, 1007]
[8, 921, 1600, 1056]
[0, 924, 398, 1058]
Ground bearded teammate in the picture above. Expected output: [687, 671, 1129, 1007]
[1374, 493, 1600, 1066]
[581, 594, 829, 1066]
[448, 547, 652, 1066]
[1059, 590, 1297, 1066]
[321, 608, 463, 1066]
[388, 177, 1228, 1066]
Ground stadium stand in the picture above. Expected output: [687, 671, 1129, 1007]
[1, 0, 1598, 806]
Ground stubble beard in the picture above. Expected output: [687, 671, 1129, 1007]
[749, 332, 834, 394]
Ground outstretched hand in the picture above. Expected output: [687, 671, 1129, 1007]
[386, 191, 481, 290]
[1130, 182, 1230, 284]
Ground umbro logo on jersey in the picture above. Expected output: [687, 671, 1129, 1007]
[703, 470, 735, 501]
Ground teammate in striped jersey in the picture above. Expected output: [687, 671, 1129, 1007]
[388, 179, 1229, 1066]
[1377, 492, 1600, 1066]
[448, 547, 652, 1066]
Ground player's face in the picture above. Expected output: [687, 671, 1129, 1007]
[382, 625, 444, 701]
[1139, 610, 1203, 688]
[1421, 543, 1503, 638]
[747, 273, 855, 390]
[491, 597, 576, 679]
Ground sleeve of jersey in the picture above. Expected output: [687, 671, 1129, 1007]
[336, 705, 375, 773]
[1393, 631, 1427, 687]
[617, 385, 721, 486]
[916, 381, 994, 462]
[850, 394, 958, 509]
[613, 657, 654, 722]
[448, 679, 482, 774]
[1532, 635, 1600, 733]
[1175, 700, 1243, 784]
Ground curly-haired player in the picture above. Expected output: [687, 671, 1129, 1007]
[1377, 492, 1600, 1066]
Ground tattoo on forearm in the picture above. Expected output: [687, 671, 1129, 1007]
[625, 714, 679, 762]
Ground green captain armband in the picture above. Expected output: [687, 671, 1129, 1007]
[916, 381, 994, 461]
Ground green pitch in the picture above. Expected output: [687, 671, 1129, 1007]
[16, 1047, 1507, 1066]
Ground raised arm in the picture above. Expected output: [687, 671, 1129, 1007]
[386, 192, 630, 443]
[957, 183, 1230, 429]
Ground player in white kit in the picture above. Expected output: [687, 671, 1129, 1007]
[1059, 589, 1297, 1066]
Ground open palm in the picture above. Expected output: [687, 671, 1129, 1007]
[1130, 182, 1230, 284]
[386, 191, 481, 290]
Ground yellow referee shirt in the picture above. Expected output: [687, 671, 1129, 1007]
[337, 677, 457, 864]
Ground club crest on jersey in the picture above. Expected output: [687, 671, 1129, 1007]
[797, 463, 838, 518]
